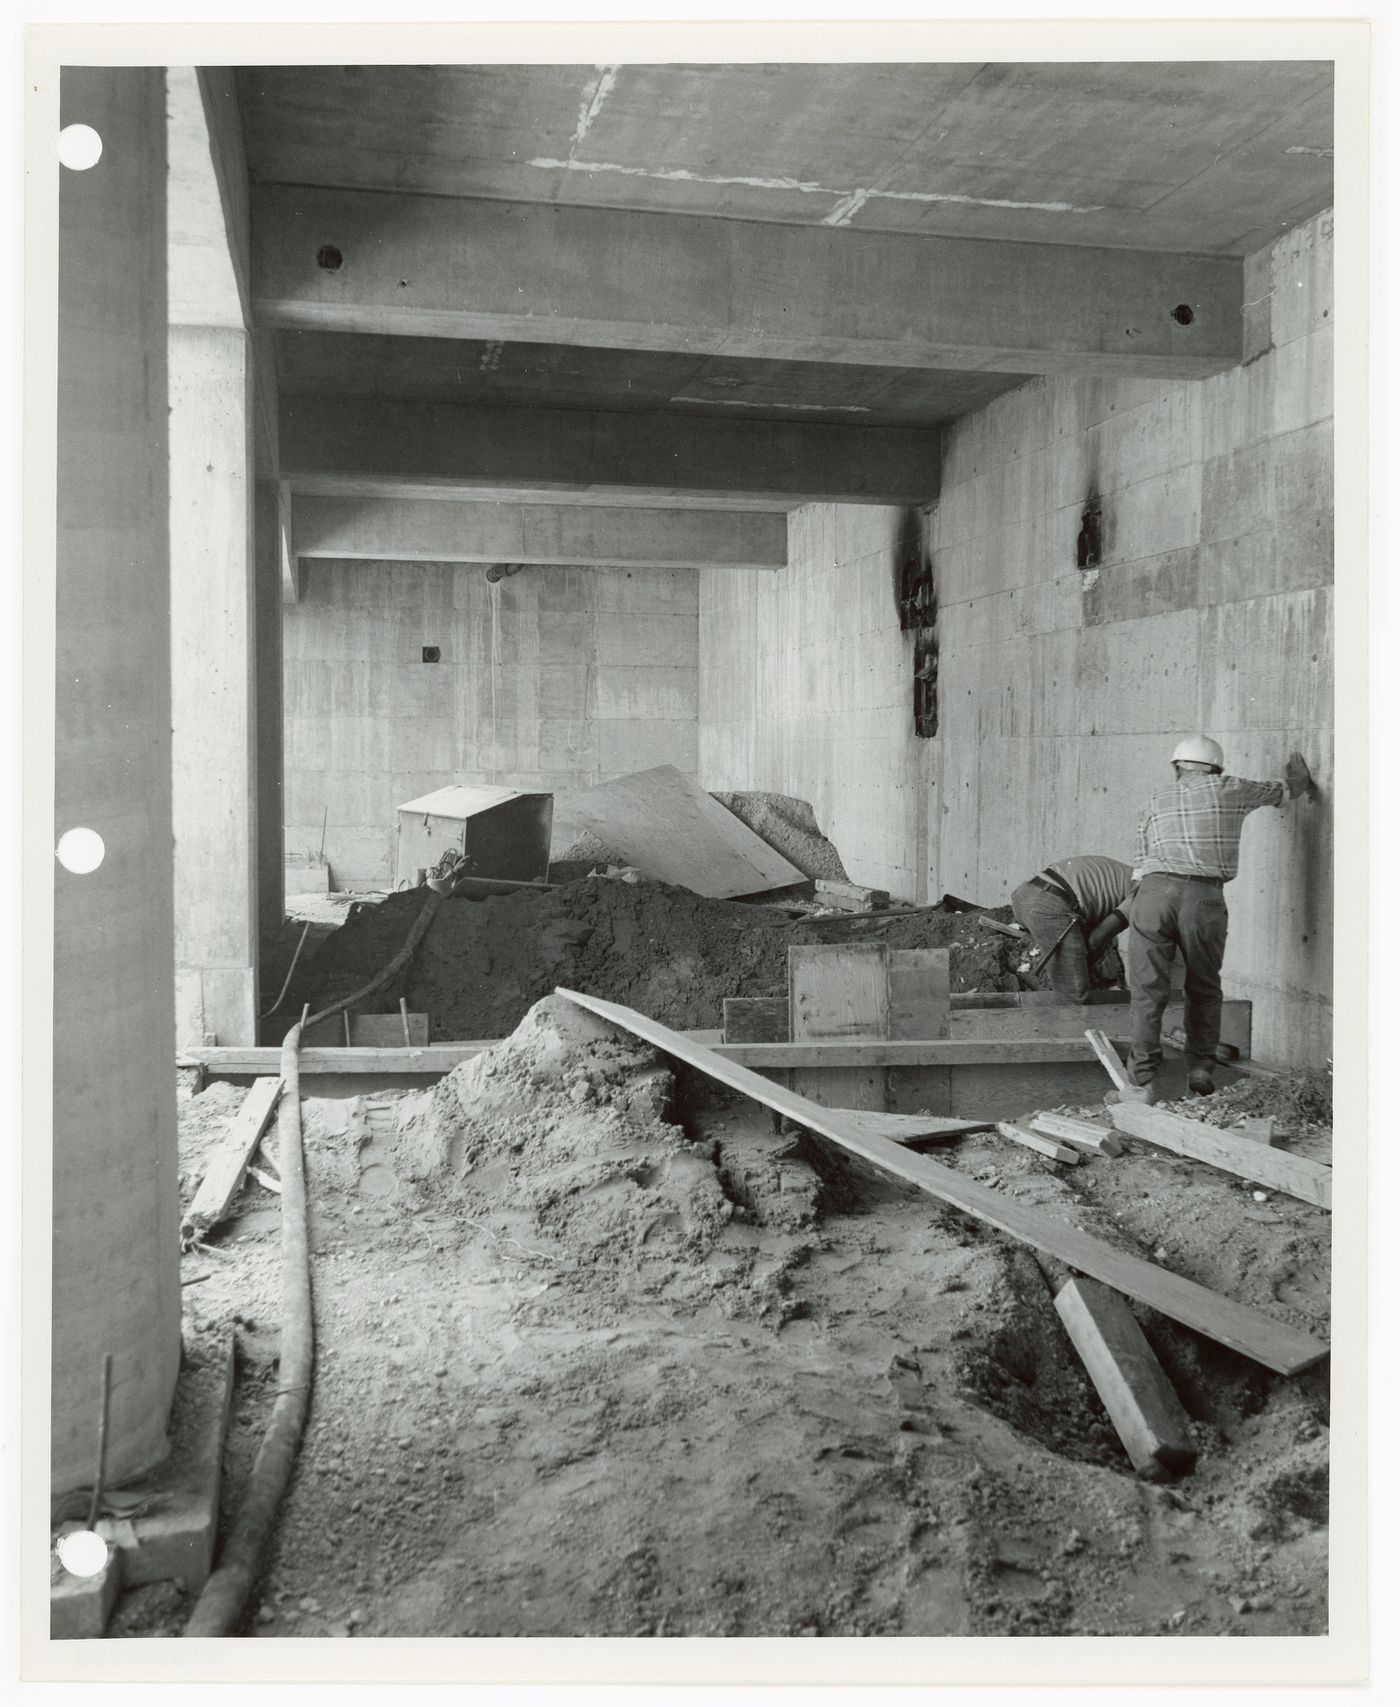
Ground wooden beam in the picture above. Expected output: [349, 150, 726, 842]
[178, 1035, 1112, 1075]
[553, 988, 1329, 1375]
[1054, 1279, 1198, 1480]
[253, 185, 1242, 379]
[180, 1076, 282, 1245]
[995, 1121, 1081, 1166]
[1030, 1112, 1124, 1158]
[1108, 1102, 1332, 1210]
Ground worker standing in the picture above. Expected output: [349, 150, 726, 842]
[1009, 855, 1134, 1003]
[1122, 736, 1313, 1103]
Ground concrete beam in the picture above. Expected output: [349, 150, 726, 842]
[281, 397, 939, 506]
[254, 185, 1243, 379]
[291, 493, 788, 570]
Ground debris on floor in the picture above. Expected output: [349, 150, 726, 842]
[129, 986, 1332, 1640]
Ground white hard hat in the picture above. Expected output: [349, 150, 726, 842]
[1171, 735, 1224, 770]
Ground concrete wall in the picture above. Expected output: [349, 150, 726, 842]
[699, 211, 1333, 1066]
[169, 325, 260, 1046]
[283, 560, 699, 885]
[699, 507, 932, 899]
[53, 68, 182, 1493]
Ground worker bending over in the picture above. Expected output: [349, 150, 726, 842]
[1123, 736, 1312, 1104]
[1010, 856, 1134, 1003]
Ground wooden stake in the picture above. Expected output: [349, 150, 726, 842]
[1084, 1028, 1130, 1090]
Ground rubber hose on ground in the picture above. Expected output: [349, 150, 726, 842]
[184, 886, 445, 1635]
[183, 1020, 312, 1636]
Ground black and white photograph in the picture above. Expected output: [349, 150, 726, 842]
[24, 14, 1371, 1688]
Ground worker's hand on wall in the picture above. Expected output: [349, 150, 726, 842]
[1284, 751, 1314, 799]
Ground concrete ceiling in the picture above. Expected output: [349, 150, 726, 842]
[236, 61, 1333, 255]
[237, 61, 1333, 513]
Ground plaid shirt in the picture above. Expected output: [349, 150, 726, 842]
[1134, 773, 1285, 881]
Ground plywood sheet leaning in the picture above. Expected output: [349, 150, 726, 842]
[559, 765, 805, 898]
[554, 988, 1329, 1376]
[789, 941, 890, 1111]
[180, 1076, 283, 1246]
[1108, 1101, 1332, 1210]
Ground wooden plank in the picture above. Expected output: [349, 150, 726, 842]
[1030, 1113, 1124, 1157]
[180, 1036, 1110, 1075]
[559, 765, 805, 898]
[303, 1011, 430, 1048]
[180, 1077, 283, 1244]
[958, 998, 1250, 1045]
[814, 878, 890, 912]
[1054, 1278, 1198, 1479]
[722, 996, 790, 1043]
[1084, 1028, 1131, 1090]
[350, 1012, 429, 1047]
[789, 942, 890, 1110]
[995, 1121, 1081, 1165]
[834, 1110, 991, 1143]
[1108, 1102, 1332, 1209]
[888, 947, 953, 1117]
[553, 987, 1329, 1376]
[888, 948, 951, 1039]
[713, 1039, 1104, 1067]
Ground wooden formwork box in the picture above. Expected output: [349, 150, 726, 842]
[394, 784, 553, 888]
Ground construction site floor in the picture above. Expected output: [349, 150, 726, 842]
[116, 1000, 1330, 1640]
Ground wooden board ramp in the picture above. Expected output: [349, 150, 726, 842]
[180, 1076, 283, 1246]
[558, 765, 805, 898]
[1108, 1101, 1332, 1210]
[553, 988, 1329, 1376]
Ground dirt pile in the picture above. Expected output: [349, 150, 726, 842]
[387, 995, 818, 1317]
[291, 876, 1045, 1041]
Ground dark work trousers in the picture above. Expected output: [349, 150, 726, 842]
[1127, 872, 1228, 1084]
[1010, 881, 1090, 1002]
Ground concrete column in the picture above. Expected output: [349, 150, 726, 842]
[53, 67, 182, 1493]
[254, 477, 285, 939]
[169, 324, 259, 1045]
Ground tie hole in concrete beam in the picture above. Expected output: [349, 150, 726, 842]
[316, 245, 343, 272]
[1172, 303, 1196, 326]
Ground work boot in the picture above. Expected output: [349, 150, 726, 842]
[1187, 1067, 1216, 1096]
